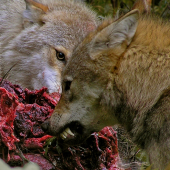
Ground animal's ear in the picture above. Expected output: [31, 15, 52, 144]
[90, 9, 139, 60]
[23, 0, 49, 28]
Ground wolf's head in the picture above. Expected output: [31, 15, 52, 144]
[42, 10, 139, 144]
[0, 0, 98, 93]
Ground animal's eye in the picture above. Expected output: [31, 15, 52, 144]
[56, 51, 65, 61]
[65, 81, 72, 92]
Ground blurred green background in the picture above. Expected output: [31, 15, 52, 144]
[86, 0, 170, 19]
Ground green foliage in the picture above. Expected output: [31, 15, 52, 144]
[44, 137, 62, 158]
[87, 0, 114, 16]
[44, 137, 56, 158]
[152, 0, 170, 19]
[86, 0, 170, 19]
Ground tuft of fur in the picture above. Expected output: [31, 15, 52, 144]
[44, 10, 170, 170]
[0, 0, 98, 93]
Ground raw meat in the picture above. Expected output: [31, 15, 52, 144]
[0, 79, 119, 170]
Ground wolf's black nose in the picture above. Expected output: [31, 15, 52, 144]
[41, 119, 50, 132]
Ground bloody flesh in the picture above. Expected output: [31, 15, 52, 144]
[0, 87, 19, 150]
[0, 79, 119, 170]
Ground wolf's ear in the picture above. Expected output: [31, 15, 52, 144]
[23, 0, 49, 28]
[90, 9, 139, 60]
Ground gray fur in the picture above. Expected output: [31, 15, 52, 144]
[0, 0, 98, 93]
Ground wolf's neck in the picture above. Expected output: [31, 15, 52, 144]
[132, 16, 170, 52]
[115, 49, 170, 148]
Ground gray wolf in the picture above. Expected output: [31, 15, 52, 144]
[0, 0, 98, 93]
[43, 8, 170, 170]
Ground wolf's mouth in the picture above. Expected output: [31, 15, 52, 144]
[59, 121, 84, 141]
[60, 127, 75, 139]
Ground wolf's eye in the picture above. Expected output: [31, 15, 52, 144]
[56, 51, 65, 61]
[65, 81, 72, 92]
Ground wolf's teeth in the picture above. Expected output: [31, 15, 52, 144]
[60, 128, 74, 140]
[60, 133, 66, 140]
[65, 127, 74, 136]
[63, 131, 67, 137]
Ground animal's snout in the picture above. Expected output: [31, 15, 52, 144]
[41, 119, 50, 133]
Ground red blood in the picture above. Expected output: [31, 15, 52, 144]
[0, 87, 19, 150]
[10, 154, 55, 170]
[0, 79, 120, 170]
[15, 103, 54, 138]
[23, 135, 52, 149]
